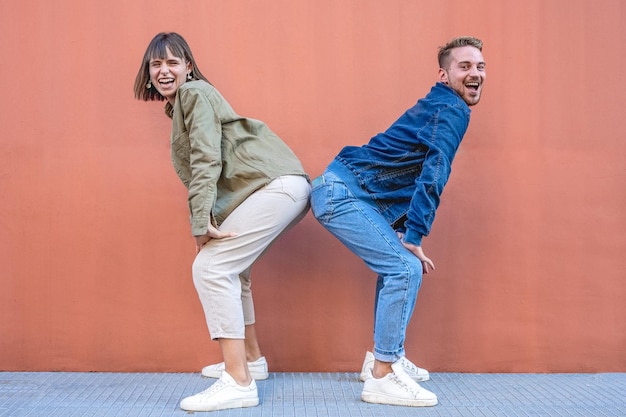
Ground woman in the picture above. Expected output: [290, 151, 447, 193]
[134, 32, 310, 412]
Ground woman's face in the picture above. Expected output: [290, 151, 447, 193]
[149, 47, 191, 104]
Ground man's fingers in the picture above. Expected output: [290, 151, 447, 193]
[421, 259, 435, 274]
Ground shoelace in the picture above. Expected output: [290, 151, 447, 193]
[390, 372, 420, 396]
[197, 379, 228, 397]
[401, 357, 418, 373]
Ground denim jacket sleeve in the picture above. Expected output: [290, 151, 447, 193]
[178, 87, 222, 236]
[403, 104, 469, 246]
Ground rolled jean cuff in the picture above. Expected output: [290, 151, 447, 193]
[373, 348, 405, 363]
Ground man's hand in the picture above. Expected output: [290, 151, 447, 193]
[396, 233, 436, 274]
[194, 224, 237, 253]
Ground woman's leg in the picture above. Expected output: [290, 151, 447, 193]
[201, 268, 264, 380]
[192, 175, 310, 384]
[238, 267, 262, 361]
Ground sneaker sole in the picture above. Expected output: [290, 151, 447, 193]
[361, 391, 437, 407]
[202, 370, 269, 380]
[359, 372, 429, 382]
[180, 396, 259, 412]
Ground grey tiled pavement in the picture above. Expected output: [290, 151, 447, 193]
[1, 372, 624, 417]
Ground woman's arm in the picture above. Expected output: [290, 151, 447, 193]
[178, 87, 223, 237]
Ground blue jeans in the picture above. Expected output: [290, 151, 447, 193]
[310, 163, 423, 363]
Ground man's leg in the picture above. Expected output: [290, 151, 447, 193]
[311, 171, 436, 407]
[311, 171, 423, 364]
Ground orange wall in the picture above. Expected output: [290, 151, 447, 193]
[1, 0, 624, 373]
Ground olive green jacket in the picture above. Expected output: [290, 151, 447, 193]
[167, 80, 308, 235]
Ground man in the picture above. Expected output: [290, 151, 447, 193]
[310, 36, 486, 407]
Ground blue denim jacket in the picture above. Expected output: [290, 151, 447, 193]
[333, 82, 471, 246]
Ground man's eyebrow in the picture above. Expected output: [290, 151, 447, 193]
[458, 60, 486, 66]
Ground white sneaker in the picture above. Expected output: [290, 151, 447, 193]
[180, 371, 259, 412]
[361, 361, 438, 407]
[201, 356, 269, 380]
[359, 351, 429, 382]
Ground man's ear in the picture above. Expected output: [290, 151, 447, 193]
[438, 68, 449, 84]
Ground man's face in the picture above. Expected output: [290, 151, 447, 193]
[439, 46, 486, 106]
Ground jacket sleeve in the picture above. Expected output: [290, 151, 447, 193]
[402, 105, 468, 246]
[179, 88, 223, 236]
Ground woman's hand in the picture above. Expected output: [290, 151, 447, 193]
[396, 232, 436, 274]
[194, 224, 237, 253]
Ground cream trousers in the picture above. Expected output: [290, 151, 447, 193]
[192, 175, 310, 339]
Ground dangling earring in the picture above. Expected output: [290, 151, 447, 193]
[146, 80, 152, 89]
[187, 73, 193, 81]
